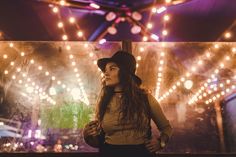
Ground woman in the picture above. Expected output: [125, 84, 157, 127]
[83, 51, 173, 157]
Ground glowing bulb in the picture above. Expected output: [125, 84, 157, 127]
[184, 80, 193, 89]
[66, 45, 71, 50]
[45, 71, 49, 76]
[89, 52, 94, 57]
[57, 81, 61, 85]
[152, 8, 157, 13]
[140, 47, 144, 52]
[206, 52, 211, 58]
[3, 54, 8, 59]
[93, 60, 97, 65]
[20, 52, 25, 57]
[137, 56, 141, 61]
[84, 43, 88, 48]
[57, 22, 63, 28]
[163, 15, 170, 21]
[4, 70, 8, 75]
[160, 52, 165, 56]
[30, 59, 34, 64]
[19, 80, 22, 84]
[10, 61, 14, 66]
[214, 44, 219, 49]
[62, 35, 68, 41]
[147, 23, 153, 29]
[232, 47, 236, 53]
[143, 36, 148, 41]
[220, 63, 224, 68]
[162, 30, 168, 36]
[77, 31, 83, 37]
[52, 7, 59, 13]
[69, 54, 74, 59]
[226, 79, 231, 84]
[224, 32, 231, 39]
[17, 68, 21, 72]
[165, 0, 172, 3]
[9, 43, 14, 47]
[197, 60, 203, 65]
[160, 60, 164, 65]
[60, 0, 65, 6]
[225, 56, 230, 61]
[12, 75, 16, 79]
[51, 76, 56, 80]
[74, 68, 78, 72]
[38, 66, 42, 70]
[71, 61, 76, 66]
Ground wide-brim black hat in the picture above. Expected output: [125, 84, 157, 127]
[97, 51, 142, 85]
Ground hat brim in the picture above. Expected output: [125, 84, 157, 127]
[97, 58, 142, 85]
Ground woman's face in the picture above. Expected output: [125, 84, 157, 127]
[104, 62, 120, 87]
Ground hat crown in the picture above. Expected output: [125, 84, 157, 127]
[111, 51, 136, 73]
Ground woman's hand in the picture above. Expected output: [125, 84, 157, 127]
[83, 120, 101, 137]
[144, 138, 161, 154]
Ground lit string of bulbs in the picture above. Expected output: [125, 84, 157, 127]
[188, 46, 236, 105]
[158, 44, 220, 102]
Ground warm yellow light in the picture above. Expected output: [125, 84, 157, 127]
[220, 63, 224, 68]
[226, 79, 231, 84]
[180, 77, 185, 82]
[77, 31, 83, 37]
[158, 67, 163, 71]
[225, 56, 230, 61]
[74, 68, 78, 72]
[147, 23, 153, 29]
[177, 82, 181, 86]
[66, 45, 71, 50]
[9, 43, 14, 47]
[162, 30, 168, 36]
[165, 0, 172, 3]
[30, 59, 34, 64]
[17, 68, 21, 72]
[3, 54, 8, 59]
[10, 61, 14, 66]
[57, 22, 63, 28]
[20, 52, 25, 57]
[51, 76, 56, 80]
[19, 80, 23, 84]
[214, 44, 219, 49]
[197, 60, 203, 65]
[89, 52, 94, 57]
[220, 83, 224, 88]
[69, 54, 74, 59]
[160, 52, 165, 56]
[76, 74, 80, 77]
[38, 66, 42, 70]
[214, 69, 219, 74]
[4, 70, 8, 75]
[52, 7, 59, 13]
[158, 78, 162, 81]
[232, 47, 236, 53]
[12, 75, 16, 79]
[27, 78, 31, 82]
[158, 73, 162, 77]
[184, 80, 193, 89]
[206, 52, 210, 58]
[160, 60, 164, 65]
[143, 36, 148, 41]
[84, 43, 88, 48]
[137, 56, 141, 61]
[140, 47, 144, 52]
[93, 60, 97, 65]
[71, 61, 76, 66]
[163, 15, 170, 21]
[62, 35, 68, 41]
[136, 64, 139, 68]
[60, 0, 65, 6]
[57, 81, 61, 85]
[69, 17, 75, 23]
[45, 71, 49, 76]
[221, 91, 225, 95]
[191, 66, 196, 72]
[224, 32, 232, 39]
[152, 8, 157, 13]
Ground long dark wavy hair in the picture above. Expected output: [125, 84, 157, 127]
[95, 67, 150, 132]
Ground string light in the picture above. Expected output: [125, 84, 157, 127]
[162, 30, 168, 36]
[69, 17, 75, 23]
